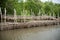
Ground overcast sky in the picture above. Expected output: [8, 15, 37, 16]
[40, 0, 60, 4]
[18, 0, 60, 4]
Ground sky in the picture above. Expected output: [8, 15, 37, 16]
[18, 0, 60, 4]
[40, 0, 60, 4]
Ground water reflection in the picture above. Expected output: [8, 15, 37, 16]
[0, 25, 60, 40]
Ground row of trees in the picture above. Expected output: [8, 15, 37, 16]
[0, 0, 60, 17]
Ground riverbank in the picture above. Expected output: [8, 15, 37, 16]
[0, 16, 60, 31]
[2, 15, 57, 22]
[0, 19, 60, 31]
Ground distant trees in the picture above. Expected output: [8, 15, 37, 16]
[0, 0, 60, 17]
[0, 0, 8, 22]
[0, 0, 8, 14]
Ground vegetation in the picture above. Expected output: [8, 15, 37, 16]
[0, 0, 60, 17]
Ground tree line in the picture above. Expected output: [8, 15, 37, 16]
[0, 0, 60, 17]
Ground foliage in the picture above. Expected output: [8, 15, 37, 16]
[0, 0, 60, 17]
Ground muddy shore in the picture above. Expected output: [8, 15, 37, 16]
[0, 20, 60, 31]
[0, 16, 60, 31]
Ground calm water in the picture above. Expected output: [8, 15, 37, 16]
[0, 25, 60, 40]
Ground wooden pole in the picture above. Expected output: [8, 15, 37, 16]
[23, 9, 25, 23]
[57, 13, 59, 25]
[38, 10, 40, 16]
[31, 9, 32, 16]
[0, 7, 3, 30]
[58, 13, 59, 18]
[0, 7, 2, 23]
[4, 8, 6, 24]
[14, 8, 17, 24]
[49, 13, 51, 17]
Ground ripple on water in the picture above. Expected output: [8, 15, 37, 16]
[0, 25, 60, 40]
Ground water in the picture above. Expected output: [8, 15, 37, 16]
[0, 25, 60, 40]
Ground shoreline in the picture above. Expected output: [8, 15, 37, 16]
[0, 20, 60, 31]
[0, 16, 60, 31]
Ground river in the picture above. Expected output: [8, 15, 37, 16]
[0, 25, 60, 40]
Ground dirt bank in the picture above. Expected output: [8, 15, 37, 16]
[0, 20, 60, 31]
[2, 16, 56, 22]
[0, 16, 60, 31]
